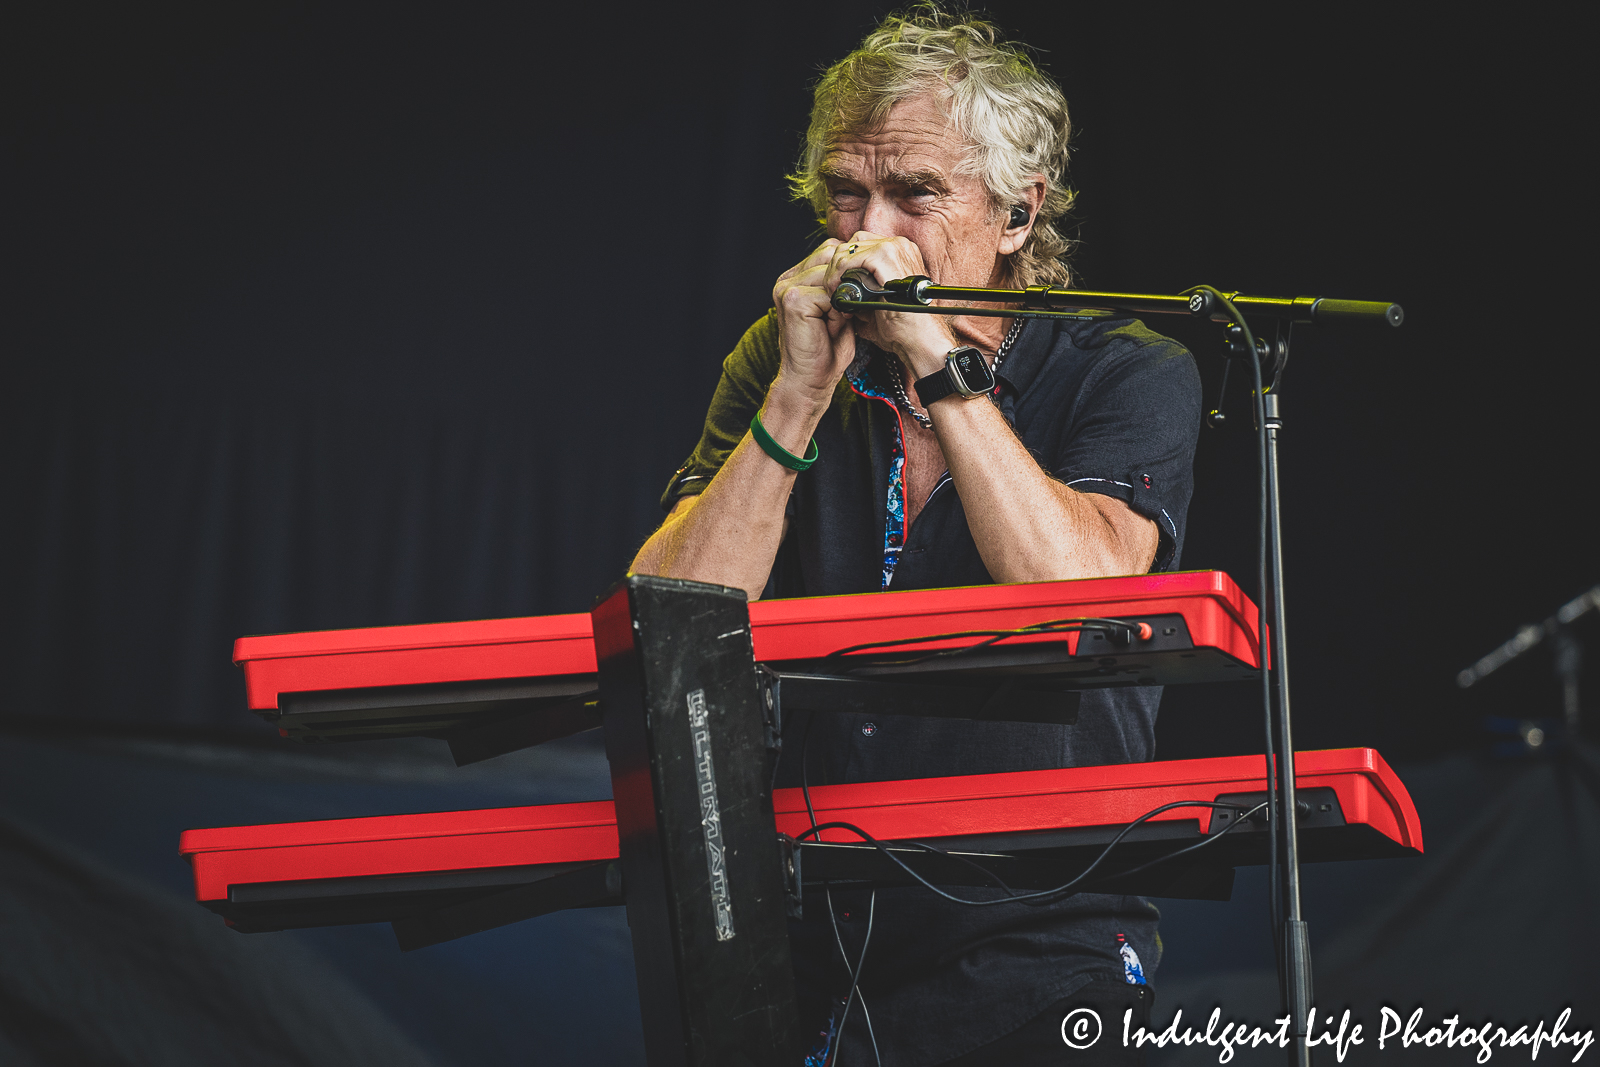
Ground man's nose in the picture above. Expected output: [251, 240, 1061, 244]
[860, 195, 900, 237]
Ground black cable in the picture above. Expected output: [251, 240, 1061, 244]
[794, 798, 1261, 908]
[1253, 341, 1284, 975]
[819, 617, 1148, 671]
[824, 888, 879, 1067]
[858, 991, 881, 1067]
[803, 713, 881, 1066]
[1094, 802, 1268, 882]
[801, 710, 820, 830]
[911, 800, 1265, 908]
[895, 839, 1024, 898]
[1188, 285, 1284, 985]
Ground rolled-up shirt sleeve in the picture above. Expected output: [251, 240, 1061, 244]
[1044, 331, 1201, 571]
[660, 311, 782, 511]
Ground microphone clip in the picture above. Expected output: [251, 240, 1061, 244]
[833, 270, 932, 311]
[1208, 321, 1293, 430]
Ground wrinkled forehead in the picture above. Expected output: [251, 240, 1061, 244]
[818, 90, 973, 185]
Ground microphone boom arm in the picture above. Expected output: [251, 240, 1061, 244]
[831, 270, 1403, 327]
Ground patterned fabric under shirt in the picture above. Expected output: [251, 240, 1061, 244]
[844, 358, 908, 589]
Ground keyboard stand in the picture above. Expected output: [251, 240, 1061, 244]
[592, 575, 802, 1064]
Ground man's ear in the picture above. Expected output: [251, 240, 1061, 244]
[998, 176, 1047, 256]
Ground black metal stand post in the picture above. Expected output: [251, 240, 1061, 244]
[592, 575, 800, 1067]
[1264, 393, 1313, 1067]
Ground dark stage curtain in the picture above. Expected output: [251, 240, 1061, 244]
[6, 390, 667, 731]
[0, 808, 438, 1067]
[1, 4, 859, 734]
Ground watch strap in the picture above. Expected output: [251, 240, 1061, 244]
[914, 364, 959, 406]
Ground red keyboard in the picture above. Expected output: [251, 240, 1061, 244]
[181, 748, 1418, 942]
[234, 570, 1263, 745]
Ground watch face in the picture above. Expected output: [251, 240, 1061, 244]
[951, 347, 994, 392]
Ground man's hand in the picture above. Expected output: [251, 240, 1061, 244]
[824, 230, 957, 378]
[770, 239, 860, 415]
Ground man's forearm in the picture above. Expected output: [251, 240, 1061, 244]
[932, 396, 1158, 582]
[630, 387, 825, 600]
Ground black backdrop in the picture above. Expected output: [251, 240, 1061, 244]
[5, 2, 1594, 757]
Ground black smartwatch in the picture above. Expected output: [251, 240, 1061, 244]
[915, 345, 995, 406]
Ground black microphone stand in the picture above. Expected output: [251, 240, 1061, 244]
[834, 272, 1403, 1067]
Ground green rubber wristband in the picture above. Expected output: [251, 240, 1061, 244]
[749, 411, 819, 472]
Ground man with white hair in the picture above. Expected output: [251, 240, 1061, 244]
[634, 8, 1200, 1064]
